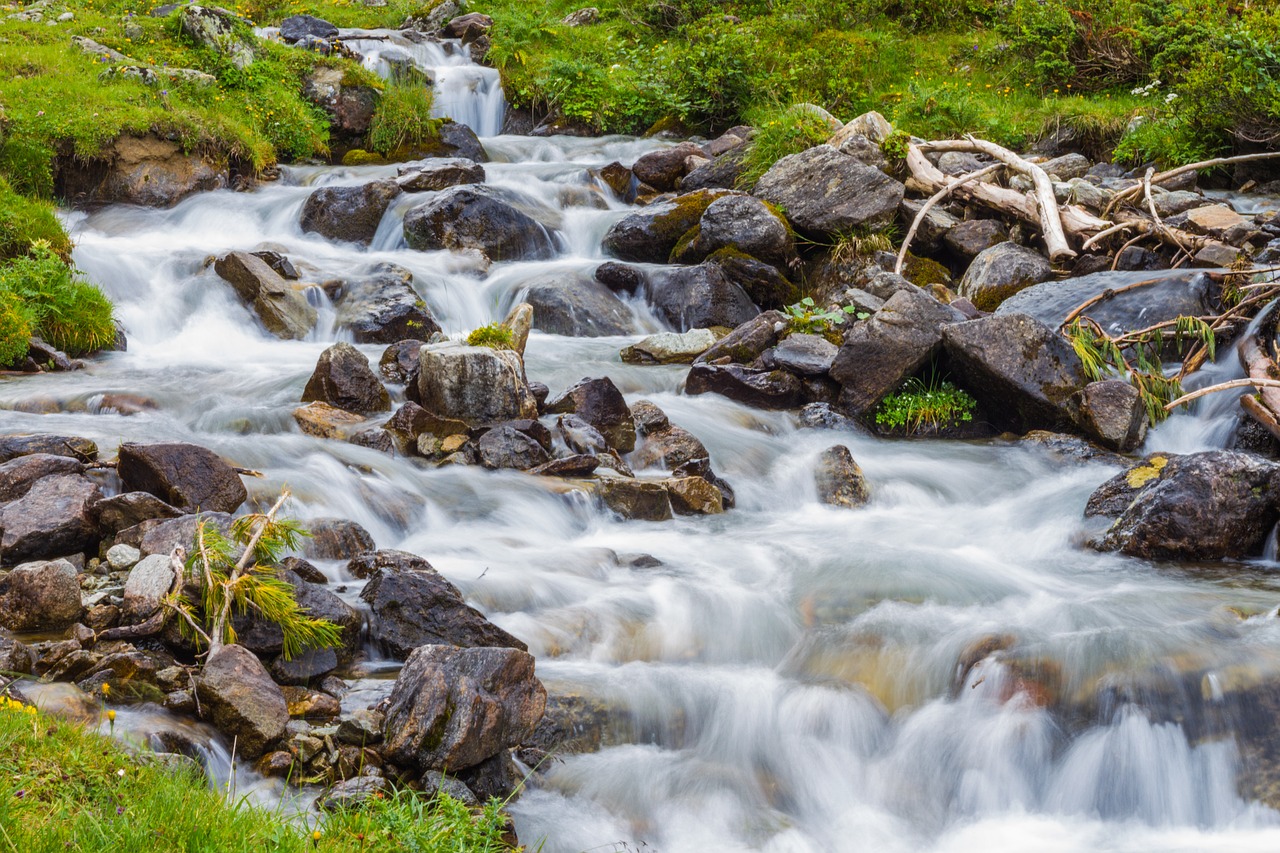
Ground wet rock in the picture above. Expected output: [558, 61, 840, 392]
[664, 476, 724, 515]
[0, 453, 83, 502]
[1193, 243, 1241, 268]
[595, 261, 644, 295]
[117, 442, 247, 513]
[632, 142, 705, 192]
[417, 341, 538, 426]
[383, 644, 545, 773]
[213, 251, 317, 340]
[57, 134, 227, 208]
[621, 329, 716, 365]
[122, 553, 176, 621]
[769, 333, 838, 377]
[378, 339, 427, 384]
[279, 13, 337, 42]
[358, 551, 527, 657]
[302, 518, 375, 561]
[696, 310, 786, 365]
[754, 145, 904, 237]
[280, 556, 327, 585]
[403, 186, 553, 261]
[944, 219, 1009, 258]
[556, 414, 608, 455]
[294, 402, 367, 439]
[478, 426, 550, 470]
[522, 271, 634, 337]
[456, 750, 522, 801]
[272, 649, 339, 688]
[0, 475, 101, 565]
[814, 445, 870, 508]
[528, 456, 600, 477]
[958, 242, 1053, 312]
[195, 644, 288, 759]
[601, 188, 729, 263]
[797, 402, 871, 433]
[337, 709, 385, 746]
[179, 5, 254, 68]
[300, 180, 400, 246]
[0, 434, 97, 463]
[686, 363, 804, 410]
[0, 560, 82, 631]
[995, 269, 1214, 337]
[255, 751, 297, 778]
[1075, 379, 1148, 453]
[382, 401, 471, 452]
[630, 422, 707, 470]
[1089, 452, 1280, 560]
[334, 268, 440, 344]
[285, 571, 362, 661]
[421, 769, 479, 806]
[0, 633, 33, 675]
[704, 249, 796, 310]
[676, 194, 793, 266]
[317, 776, 389, 811]
[680, 146, 747, 192]
[302, 343, 391, 415]
[647, 264, 759, 332]
[828, 288, 965, 415]
[397, 158, 485, 192]
[545, 377, 636, 453]
[598, 478, 673, 521]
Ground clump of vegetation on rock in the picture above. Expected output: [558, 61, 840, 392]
[0, 243, 115, 361]
[368, 83, 440, 156]
[783, 297, 865, 340]
[466, 322, 516, 350]
[876, 375, 977, 434]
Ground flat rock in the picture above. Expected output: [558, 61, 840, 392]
[1, 475, 101, 565]
[754, 145, 904, 237]
[117, 442, 247, 513]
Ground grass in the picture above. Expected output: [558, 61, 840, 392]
[875, 375, 977, 434]
[367, 83, 440, 157]
[0, 244, 116, 362]
[466, 323, 515, 349]
[0, 695, 513, 852]
[735, 103, 833, 190]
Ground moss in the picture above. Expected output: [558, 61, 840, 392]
[1126, 455, 1169, 488]
[649, 189, 723, 248]
[668, 222, 703, 264]
[466, 323, 515, 349]
[341, 149, 387, 166]
[900, 254, 951, 289]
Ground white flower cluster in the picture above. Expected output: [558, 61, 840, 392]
[1131, 79, 1162, 96]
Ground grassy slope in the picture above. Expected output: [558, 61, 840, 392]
[0, 698, 512, 852]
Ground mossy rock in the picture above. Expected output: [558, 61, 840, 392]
[341, 149, 387, 166]
[901, 253, 951, 289]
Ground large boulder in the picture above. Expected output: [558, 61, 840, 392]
[1089, 452, 1280, 560]
[403, 186, 553, 261]
[334, 267, 441, 344]
[357, 550, 526, 657]
[958, 242, 1054, 312]
[179, 6, 254, 68]
[417, 341, 538, 426]
[382, 644, 545, 773]
[995, 269, 1215, 337]
[632, 142, 705, 192]
[941, 313, 1090, 433]
[600, 188, 729, 263]
[56, 134, 227, 208]
[545, 377, 636, 453]
[0, 434, 97, 463]
[597, 478, 673, 520]
[195, 644, 289, 759]
[685, 364, 804, 410]
[521, 272, 635, 337]
[299, 180, 401, 246]
[301, 342, 391, 415]
[675, 194, 794, 266]
[213, 251, 317, 340]
[0, 560, 82, 631]
[647, 264, 759, 332]
[397, 158, 486, 192]
[117, 442, 247, 513]
[753, 145, 904, 237]
[829, 288, 965, 415]
[0, 476, 101, 564]
[0, 453, 83, 503]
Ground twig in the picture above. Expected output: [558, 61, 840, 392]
[232, 466, 264, 478]
[1059, 275, 1172, 329]
[1105, 151, 1280, 216]
[1164, 378, 1280, 411]
[1142, 167, 1190, 258]
[1080, 221, 1134, 252]
[1110, 234, 1148, 271]
[894, 163, 1003, 275]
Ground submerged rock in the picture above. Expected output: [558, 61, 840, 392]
[213, 251, 317, 340]
[814, 445, 870, 508]
[521, 271, 634, 337]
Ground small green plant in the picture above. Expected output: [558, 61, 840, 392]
[466, 323, 516, 349]
[825, 224, 899, 265]
[368, 83, 440, 157]
[881, 129, 911, 160]
[783, 297, 866, 338]
[173, 492, 341, 661]
[876, 375, 977, 433]
[0, 243, 115, 357]
[0, 299, 34, 368]
[737, 103, 835, 190]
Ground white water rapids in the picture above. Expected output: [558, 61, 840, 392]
[4, 34, 1280, 853]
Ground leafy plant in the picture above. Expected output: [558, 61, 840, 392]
[0, 299, 34, 368]
[783, 297, 866, 337]
[881, 129, 911, 160]
[172, 492, 341, 661]
[466, 322, 516, 349]
[875, 375, 977, 433]
[0, 243, 115, 356]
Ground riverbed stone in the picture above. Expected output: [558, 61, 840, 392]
[601, 188, 730, 263]
[958, 242, 1054, 312]
[213, 251, 317, 340]
[397, 158, 485, 192]
[769, 333, 838, 377]
[302, 342, 391, 415]
[995, 269, 1213, 337]
[0, 559, 82, 631]
[522, 271, 634, 337]
[105, 543, 141, 571]
[647, 264, 759, 332]
[379, 339, 428, 384]
[685, 363, 804, 410]
[631, 422, 708, 470]
[598, 478, 672, 520]
[695, 310, 786, 365]
[545, 377, 636, 453]
[417, 342, 538, 426]
[477, 426, 550, 470]
[301, 518, 375, 561]
[403, 186, 554, 261]
[944, 219, 1009, 258]
[621, 329, 716, 364]
[300, 180, 400, 246]
[196, 644, 288, 759]
[1074, 379, 1148, 453]
[677, 194, 794, 265]
[814, 445, 870, 508]
[754, 145, 904, 237]
[556, 414, 608, 455]
[0, 475, 102, 565]
[293, 402, 367, 439]
[0, 453, 83, 503]
[664, 476, 724, 515]
[117, 442, 247, 513]
[0, 434, 97, 463]
[382, 644, 545, 773]
[334, 268, 441, 344]
[122, 553, 176, 621]
[279, 13, 337, 42]
[632, 142, 704, 192]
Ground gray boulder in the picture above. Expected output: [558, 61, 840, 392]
[477, 426, 550, 470]
[300, 180, 400, 246]
[754, 145, 904, 237]
[303, 518, 375, 561]
[417, 341, 538, 425]
[196, 644, 289, 759]
[179, 5, 253, 68]
[122, 553, 177, 621]
[521, 272, 634, 337]
[647, 264, 759, 332]
[695, 310, 785, 365]
[0, 434, 97, 463]
[1075, 379, 1148, 453]
[0, 560, 82, 631]
[117, 442, 247, 514]
[0, 453, 84, 503]
[213, 251, 317, 340]
[958, 242, 1053, 312]
[995, 269, 1214, 337]
[334, 267, 441, 344]
[633, 142, 705, 191]
[545, 377, 636, 453]
[768, 333, 838, 377]
[621, 329, 716, 364]
[944, 219, 1009, 258]
[279, 13, 337, 42]
[379, 339, 428, 384]
[301, 342, 391, 415]
[601, 188, 729, 263]
[0, 476, 102, 564]
[397, 158, 485, 192]
[403, 186, 553, 261]
[676, 195, 793, 265]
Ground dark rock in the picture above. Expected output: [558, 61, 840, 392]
[814, 446, 870, 508]
[336, 709, 384, 746]
[397, 158, 485, 192]
[680, 146, 747, 191]
[705, 250, 796, 310]
[420, 769, 479, 806]
[271, 648, 338, 686]
[1075, 379, 1148, 453]
[440, 12, 493, 41]
[632, 142, 704, 192]
[382, 644, 545, 773]
[647, 264, 759, 332]
[379, 340, 427, 384]
[944, 219, 1009, 258]
[958, 242, 1053, 312]
[1, 476, 101, 564]
[0, 453, 83, 502]
[995, 269, 1214, 337]
[754, 145, 904, 237]
[0, 560, 82, 630]
[477, 426, 550, 470]
[301, 342, 391, 415]
[300, 180, 400, 246]
[1042, 153, 1092, 181]
[279, 13, 337, 42]
[213, 251, 316, 340]
[280, 556, 327, 584]
[545, 377, 636, 453]
[403, 186, 553, 261]
[941, 313, 1090, 433]
[285, 571, 363, 661]
[630, 422, 707, 469]
[195, 644, 288, 759]
[769, 333, 838, 377]
[685, 364, 804, 410]
[117, 441, 247, 514]
[303, 518, 375, 561]
[0, 434, 97, 463]
[676, 195, 793, 265]
[0, 633, 34, 674]
[417, 342, 538, 426]
[630, 400, 669, 435]
[432, 120, 488, 164]
[456, 750, 522, 802]
[522, 271, 635, 337]
[302, 66, 377, 151]
[595, 261, 645, 295]
[601, 188, 729, 263]
[252, 251, 298, 280]
[383, 401, 471, 453]
[528, 456, 600, 477]
[898, 198, 960, 254]
[358, 551, 527, 657]
[556, 414, 608, 455]
[696, 310, 786, 365]
[797, 402, 872, 433]
[334, 269, 440, 344]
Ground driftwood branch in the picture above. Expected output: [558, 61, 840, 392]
[1164, 378, 1280, 411]
[1105, 151, 1280, 216]
[1080, 221, 1134, 251]
[894, 163, 1003, 275]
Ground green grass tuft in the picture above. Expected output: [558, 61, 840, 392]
[0, 244, 116, 357]
[466, 323, 515, 350]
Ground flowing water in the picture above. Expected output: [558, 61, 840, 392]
[6, 36, 1280, 853]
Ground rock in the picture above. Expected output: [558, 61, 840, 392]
[828, 287, 965, 415]
[676, 194, 793, 265]
[754, 145, 904, 237]
[285, 571, 362, 661]
[1184, 204, 1246, 237]
[0, 434, 97, 463]
[96, 492, 185, 534]
[397, 158, 485, 192]
[941, 313, 1090, 433]
[1075, 379, 1148, 453]
[631, 422, 707, 470]
[279, 13, 337, 42]
[685, 364, 804, 410]
[521, 271, 634, 337]
[272, 649, 339, 687]
[598, 479, 672, 520]
[814, 446, 870, 508]
[56, 134, 227, 208]
[1040, 153, 1092, 181]
[996, 268, 1213, 337]
[403, 186, 553, 261]
[379, 339, 427, 383]
[301, 343, 391, 415]
[1089, 452, 1280, 560]
[0, 453, 83, 502]
[300, 518, 374, 561]
[302, 66, 378, 151]
[621, 329, 716, 364]
[632, 142, 705, 193]
[695, 310, 785, 365]
[528, 456, 600, 477]
[664, 476, 724, 515]
[561, 6, 599, 25]
[797, 402, 870, 432]
[0, 476, 101, 565]
[195, 644, 288, 759]
[440, 12, 493, 40]
[116, 442, 247, 513]
[601, 188, 729, 263]
[300, 181, 400, 246]
[556, 414, 608, 455]
[681, 147, 747, 191]
[118, 512, 232, 559]
[122, 553, 176, 621]
[336, 708, 385, 746]
[768, 333, 837, 377]
[0, 560, 82, 631]
[317, 776, 389, 811]
[595, 261, 644, 295]
[647, 264, 759, 332]
[630, 400, 669, 434]
[382, 401, 471, 452]
[179, 5, 254, 68]
[213, 251, 316, 340]
[704, 249, 796, 310]
[0, 633, 33, 675]
[382, 644, 545, 773]
[944, 219, 1009, 258]
[545, 377, 636, 453]
[358, 551, 526, 657]
[334, 268, 440, 344]
[958, 242, 1054, 312]
[897, 199, 960, 253]
[294, 402, 367, 439]
[829, 111, 892, 147]
[417, 341, 537, 426]
[105, 544, 141, 571]
[478, 426, 550, 470]
[1193, 243, 1241, 268]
